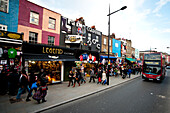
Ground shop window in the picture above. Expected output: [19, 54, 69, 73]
[48, 36, 54, 46]
[0, 24, 7, 31]
[0, 0, 8, 13]
[30, 11, 39, 25]
[29, 32, 38, 44]
[49, 17, 56, 29]
[27, 61, 62, 84]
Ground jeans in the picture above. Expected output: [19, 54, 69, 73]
[16, 85, 30, 99]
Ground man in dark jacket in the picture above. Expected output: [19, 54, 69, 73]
[8, 69, 19, 96]
[16, 69, 30, 101]
[97, 68, 102, 84]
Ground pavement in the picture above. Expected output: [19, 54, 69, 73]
[0, 74, 141, 113]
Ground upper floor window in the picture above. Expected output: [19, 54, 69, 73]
[30, 11, 39, 25]
[49, 17, 55, 29]
[0, 24, 7, 31]
[48, 36, 54, 46]
[29, 32, 38, 44]
[0, 0, 8, 13]
[109, 39, 111, 46]
[104, 38, 106, 45]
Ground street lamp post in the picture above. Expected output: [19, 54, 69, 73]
[107, 5, 127, 85]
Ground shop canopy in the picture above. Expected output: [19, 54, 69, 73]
[125, 58, 136, 62]
[100, 56, 117, 59]
[23, 54, 78, 61]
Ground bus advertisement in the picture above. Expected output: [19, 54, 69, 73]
[142, 52, 165, 81]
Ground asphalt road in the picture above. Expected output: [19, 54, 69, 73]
[42, 70, 170, 113]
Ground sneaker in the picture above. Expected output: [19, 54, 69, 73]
[26, 99, 31, 102]
[42, 100, 47, 103]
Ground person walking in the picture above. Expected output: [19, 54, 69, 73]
[97, 68, 102, 84]
[73, 70, 81, 87]
[119, 66, 122, 76]
[37, 80, 48, 103]
[102, 70, 107, 85]
[68, 70, 74, 87]
[89, 68, 95, 83]
[16, 69, 30, 101]
[8, 68, 19, 96]
[80, 70, 86, 84]
[127, 67, 132, 78]
[0, 69, 8, 95]
[26, 72, 38, 102]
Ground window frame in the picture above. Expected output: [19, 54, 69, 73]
[48, 36, 55, 46]
[0, 0, 9, 13]
[48, 17, 56, 29]
[30, 11, 39, 25]
[104, 38, 106, 45]
[29, 32, 38, 44]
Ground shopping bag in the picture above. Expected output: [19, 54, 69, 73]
[98, 77, 101, 82]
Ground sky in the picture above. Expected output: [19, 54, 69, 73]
[28, 0, 170, 54]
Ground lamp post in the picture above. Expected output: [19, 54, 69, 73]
[107, 5, 127, 85]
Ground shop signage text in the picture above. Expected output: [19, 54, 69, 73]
[0, 30, 23, 40]
[65, 35, 82, 44]
[86, 26, 101, 36]
[43, 47, 63, 55]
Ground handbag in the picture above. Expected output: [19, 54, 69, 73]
[32, 90, 43, 100]
[98, 77, 101, 82]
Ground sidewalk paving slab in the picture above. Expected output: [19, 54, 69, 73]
[0, 74, 141, 113]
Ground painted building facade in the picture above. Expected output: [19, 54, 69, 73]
[112, 38, 121, 57]
[0, 0, 19, 32]
[18, 0, 61, 45]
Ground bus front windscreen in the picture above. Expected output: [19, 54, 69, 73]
[143, 61, 161, 75]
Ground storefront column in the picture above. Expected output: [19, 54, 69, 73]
[61, 61, 64, 82]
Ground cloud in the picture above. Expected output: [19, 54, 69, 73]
[155, 13, 162, 17]
[153, 0, 170, 13]
[162, 29, 170, 33]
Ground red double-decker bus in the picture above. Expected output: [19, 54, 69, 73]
[142, 52, 165, 82]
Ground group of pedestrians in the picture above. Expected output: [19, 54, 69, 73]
[15, 69, 48, 104]
[67, 63, 142, 87]
[0, 67, 49, 104]
[68, 69, 86, 87]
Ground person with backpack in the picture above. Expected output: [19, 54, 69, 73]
[16, 69, 30, 101]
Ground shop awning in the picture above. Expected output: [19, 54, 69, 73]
[100, 56, 117, 59]
[126, 58, 136, 62]
[23, 54, 78, 61]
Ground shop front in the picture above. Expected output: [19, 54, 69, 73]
[74, 50, 99, 76]
[22, 42, 78, 84]
[0, 30, 23, 72]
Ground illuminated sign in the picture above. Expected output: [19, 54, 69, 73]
[42, 47, 63, 54]
[0, 30, 23, 40]
[144, 61, 160, 65]
[65, 35, 83, 44]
